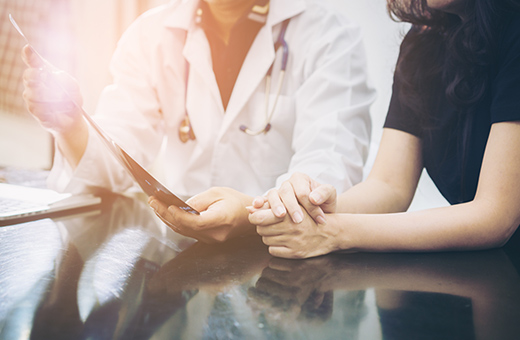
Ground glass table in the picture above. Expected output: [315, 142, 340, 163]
[1, 193, 520, 340]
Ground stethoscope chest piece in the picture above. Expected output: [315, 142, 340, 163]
[178, 115, 196, 143]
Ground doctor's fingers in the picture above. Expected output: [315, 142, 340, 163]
[21, 44, 49, 68]
[185, 188, 221, 211]
[23, 86, 76, 112]
[252, 196, 269, 209]
[23, 67, 82, 101]
[23, 74, 68, 106]
[21, 45, 69, 89]
[24, 74, 83, 127]
[149, 197, 199, 239]
[23, 93, 80, 132]
[166, 204, 237, 244]
[248, 207, 284, 226]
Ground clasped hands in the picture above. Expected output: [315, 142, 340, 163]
[248, 173, 340, 259]
[150, 173, 339, 259]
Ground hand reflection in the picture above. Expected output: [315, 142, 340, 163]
[147, 235, 270, 296]
[248, 257, 335, 323]
[133, 236, 271, 339]
[6, 195, 520, 340]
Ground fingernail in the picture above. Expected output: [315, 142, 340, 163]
[316, 215, 326, 225]
[275, 206, 286, 217]
[150, 200, 158, 211]
[253, 197, 264, 206]
[310, 192, 322, 204]
[293, 211, 303, 223]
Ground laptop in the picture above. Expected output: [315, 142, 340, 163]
[0, 182, 102, 225]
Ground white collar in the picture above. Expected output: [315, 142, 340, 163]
[162, 0, 306, 31]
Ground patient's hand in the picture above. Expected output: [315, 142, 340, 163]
[251, 173, 337, 225]
[149, 187, 256, 243]
[248, 204, 340, 259]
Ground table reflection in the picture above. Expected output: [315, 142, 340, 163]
[1, 194, 520, 340]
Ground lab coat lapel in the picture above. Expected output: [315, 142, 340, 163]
[183, 27, 225, 117]
[220, 24, 275, 135]
[164, 0, 224, 125]
[218, 0, 306, 139]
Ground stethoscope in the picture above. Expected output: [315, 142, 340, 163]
[179, 18, 290, 143]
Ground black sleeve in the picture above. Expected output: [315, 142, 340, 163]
[490, 16, 520, 123]
[383, 29, 423, 138]
[383, 71, 423, 138]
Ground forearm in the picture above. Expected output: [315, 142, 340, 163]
[336, 177, 414, 214]
[334, 129, 422, 215]
[331, 200, 514, 252]
[52, 118, 89, 169]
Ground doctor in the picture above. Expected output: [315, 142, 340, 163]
[22, 0, 375, 242]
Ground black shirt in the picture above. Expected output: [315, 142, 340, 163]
[198, 0, 268, 110]
[384, 16, 520, 205]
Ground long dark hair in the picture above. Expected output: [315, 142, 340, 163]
[387, 0, 520, 127]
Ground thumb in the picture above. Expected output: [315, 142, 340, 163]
[185, 192, 218, 212]
[309, 184, 337, 213]
[53, 69, 83, 106]
[21, 44, 46, 68]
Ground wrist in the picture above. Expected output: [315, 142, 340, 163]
[325, 213, 355, 253]
[230, 194, 257, 239]
[237, 192, 255, 226]
[53, 116, 89, 168]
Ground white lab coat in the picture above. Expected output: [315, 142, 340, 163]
[49, 0, 375, 198]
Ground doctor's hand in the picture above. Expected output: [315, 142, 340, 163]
[248, 205, 340, 259]
[149, 187, 257, 243]
[22, 45, 84, 135]
[252, 173, 338, 226]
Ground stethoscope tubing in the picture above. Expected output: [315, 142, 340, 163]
[181, 18, 291, 141]
[240, 18, 290, 136]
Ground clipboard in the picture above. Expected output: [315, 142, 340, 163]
[10, 14, 199, 215]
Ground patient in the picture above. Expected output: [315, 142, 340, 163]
[248, 0, 520, 258]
